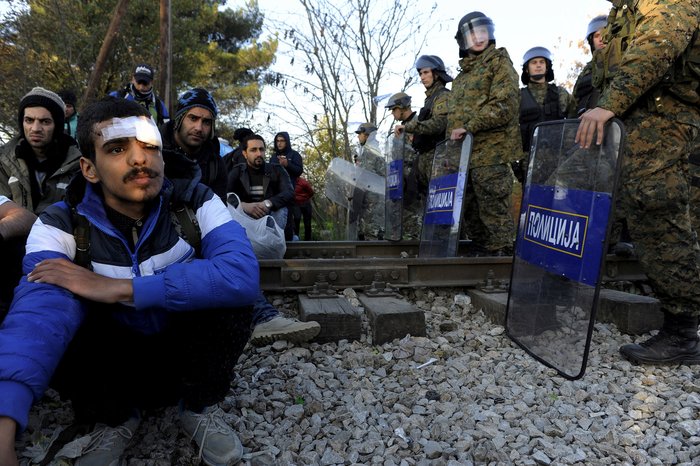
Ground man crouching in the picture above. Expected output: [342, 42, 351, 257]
[0, 97, 259, 466]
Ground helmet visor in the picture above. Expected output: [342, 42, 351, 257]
[460, 17, 494, 50]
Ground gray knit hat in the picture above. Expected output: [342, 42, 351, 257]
[18, 87, 66, 139]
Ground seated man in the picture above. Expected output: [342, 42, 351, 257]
[0, 97, 259, 466]
[228, 134, 320, 346]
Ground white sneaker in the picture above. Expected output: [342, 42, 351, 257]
[180, 405, 243, 466]
[250, 316, 321, 346]
[74, 416, 140, 466]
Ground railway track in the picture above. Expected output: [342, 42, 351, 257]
[259, 241, 644, 291]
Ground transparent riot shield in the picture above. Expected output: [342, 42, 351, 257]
[419, 136, 472, 257]
[324, 157, 385, 240]
[505, 119, 624, 380]
[384, 134, 405, 241]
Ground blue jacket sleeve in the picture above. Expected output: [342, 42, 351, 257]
[133, 190, 260, 311]
[0, 250, 85, 432]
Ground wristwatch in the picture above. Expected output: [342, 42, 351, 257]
[264, 200, 273, 209]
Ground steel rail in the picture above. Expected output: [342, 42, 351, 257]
[259, 241, 644, 291]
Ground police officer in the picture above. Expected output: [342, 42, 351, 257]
[447, 11, 520, 256]
[518, 46, 575, 181]
[394, 55, 452, 192]
[572, 15, 608, 116]
[577, 0, 700, 365]
[385, 92, 423, 239]
[352, 122, 385, 240]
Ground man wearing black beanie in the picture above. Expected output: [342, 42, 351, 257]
[0, 87, 82, 317]
[160, 87, 228, 201]
[0, 87, 81, 217]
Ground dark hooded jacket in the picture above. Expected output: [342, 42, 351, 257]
[269, 131, 303, 187]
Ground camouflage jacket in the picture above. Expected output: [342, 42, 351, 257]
[357, 142, 386, 177]
[0, 135, 82, 214]
[524, 81, 576, 119]
[446, 45, 522, 167]
[596, 0, 700, 124]
[405, 82, 449, 151]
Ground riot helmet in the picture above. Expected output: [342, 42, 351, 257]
[384, 92, 412, 110]
[415, 55, 453, 84]
[355, 122, 377, 134]
[586, 15, 608, 52]
[521, 46, 554, 85]
[455, 12, 495, 56]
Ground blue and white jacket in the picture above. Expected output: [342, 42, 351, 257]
[0, 159, 259, 432]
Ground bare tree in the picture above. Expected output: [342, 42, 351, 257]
[265, 0, 435, 162]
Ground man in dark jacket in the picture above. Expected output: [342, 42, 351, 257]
[270, 131, 303, 240]
[228, 134, 320, 346]
[108, 63, 169, 126]
[0, 97, 259, 465]
[161, 88, 227, 201]
[228, 134, 294, 228]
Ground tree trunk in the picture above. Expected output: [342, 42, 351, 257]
[81, 0, 130, 110]
[159, 0, 172, 115]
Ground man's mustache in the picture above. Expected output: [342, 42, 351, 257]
[123, 167, 161, 182]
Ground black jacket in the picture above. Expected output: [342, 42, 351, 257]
[160, 121, 227, 201]
[227, 162, 294, 211]
[269, 131, 303, 187]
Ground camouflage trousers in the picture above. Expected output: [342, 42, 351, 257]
[357, 191, 385, 240]
[617, 108, 700, 316]
[402, 195, 425, 240]
[460, 163, 515, 252]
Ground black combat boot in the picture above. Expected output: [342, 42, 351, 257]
[620, 312, 700, 365]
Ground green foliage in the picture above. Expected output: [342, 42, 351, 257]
[0, 0, 276, 139]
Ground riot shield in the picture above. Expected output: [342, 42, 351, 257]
[384, 134, 405, 241]
[505, 119, 624, 380]
[419, 136, 472, 257]
[324, 157, 385, 240]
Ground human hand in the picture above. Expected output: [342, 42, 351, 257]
[450, 128, 467, 141]
[278, 155, 288, 167]
[0, 417, 19, 466]
[27, 258, 133, 303]
[575, 107, 615, 149]
[393, 125, 405, 137]
[242, 201, 268, 219]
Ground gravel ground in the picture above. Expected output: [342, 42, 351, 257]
[17, 287, 700, 465]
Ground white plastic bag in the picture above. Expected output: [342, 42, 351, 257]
[226, 193, 286, 259]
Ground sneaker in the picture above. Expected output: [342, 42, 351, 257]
[180, 405, 243, 466]
[74, 416, 140, 466]
[250, 316, 321, 346]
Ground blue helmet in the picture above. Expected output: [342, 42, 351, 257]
[586, 15, 608, 51]
[415, 55, 453, 83]
[521, 46, 554, 85]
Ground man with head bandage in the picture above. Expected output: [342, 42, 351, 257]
[0, 96, 259, 466]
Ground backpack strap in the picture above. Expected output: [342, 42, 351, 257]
[72, 208, 92, 270]
[72, 202, 202, 270]
[170, 202, 202, 257]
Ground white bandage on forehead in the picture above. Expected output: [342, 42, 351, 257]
[100, 116, 162, 148]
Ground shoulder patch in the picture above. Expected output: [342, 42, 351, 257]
[433, 93, 449, 115]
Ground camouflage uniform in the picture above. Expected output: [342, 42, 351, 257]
[594, 0, 700, 317]
[404, 82, 449, 189]
[355, 141, 385, 240]
[398, 114, 424, 240]
[446, 44, 521, 252]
